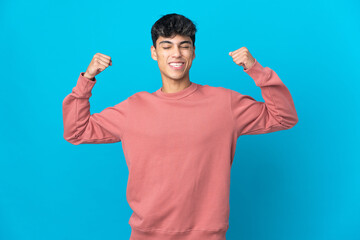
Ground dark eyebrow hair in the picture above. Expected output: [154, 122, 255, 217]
[159, 40, 192, 45]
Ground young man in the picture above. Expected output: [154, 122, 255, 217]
[63, 13, 298, 240]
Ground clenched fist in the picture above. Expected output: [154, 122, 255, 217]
[229, 47, 255, 71]
[84, 53, 113, 80]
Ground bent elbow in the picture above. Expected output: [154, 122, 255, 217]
[293, 115, 299, 127]
[63, 132, 82, 145]
[283, 113, 299, 129]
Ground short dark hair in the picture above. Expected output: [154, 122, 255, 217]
[151, 13, 197, 49]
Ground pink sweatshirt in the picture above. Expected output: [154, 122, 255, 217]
[62, 58, 298, 240]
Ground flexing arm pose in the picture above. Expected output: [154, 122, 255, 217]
[228, 47, 298, 137]
[62, 53, 128, 145]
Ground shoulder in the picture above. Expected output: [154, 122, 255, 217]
[197, 83, 231, 97]
[125, 90, 154, 104]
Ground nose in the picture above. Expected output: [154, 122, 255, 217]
[172, 46, 182, 57]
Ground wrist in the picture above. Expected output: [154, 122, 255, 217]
[83, 72, 95, 81]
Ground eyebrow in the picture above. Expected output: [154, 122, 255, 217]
[159, 40, 192, 45]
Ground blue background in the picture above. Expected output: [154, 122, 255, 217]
[1, 0, 359, 239]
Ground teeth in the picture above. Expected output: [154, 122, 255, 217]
[170, 63, 184, 67]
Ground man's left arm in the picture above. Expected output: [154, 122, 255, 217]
[229, 47, 299, 138]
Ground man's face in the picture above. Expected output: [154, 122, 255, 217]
[151, 34, 195, 82]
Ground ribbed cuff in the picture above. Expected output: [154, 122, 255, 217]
[244, 59, 269, 87]
[72, 72, 97, 98]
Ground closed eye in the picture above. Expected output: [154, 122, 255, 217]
[162, 46, 190, 49]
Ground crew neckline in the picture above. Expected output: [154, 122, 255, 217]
[154, 81, 199, 100]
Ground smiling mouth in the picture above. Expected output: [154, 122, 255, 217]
[169, 62, 185, 70]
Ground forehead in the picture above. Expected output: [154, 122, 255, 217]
[157, 35, 192, 45]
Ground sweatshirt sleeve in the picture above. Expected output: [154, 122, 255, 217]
[62, 72, 128, 145]
[230, 59, 298, 138]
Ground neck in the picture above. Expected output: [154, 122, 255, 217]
[160, 76, 191, 94]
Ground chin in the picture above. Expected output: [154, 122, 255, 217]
[169, 76, 185, 81]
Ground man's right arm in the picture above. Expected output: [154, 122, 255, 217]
[62, 72, 128, 145]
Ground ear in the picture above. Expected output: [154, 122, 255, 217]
[192, 46, 196, 60]
[151, 45, 158, 61]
